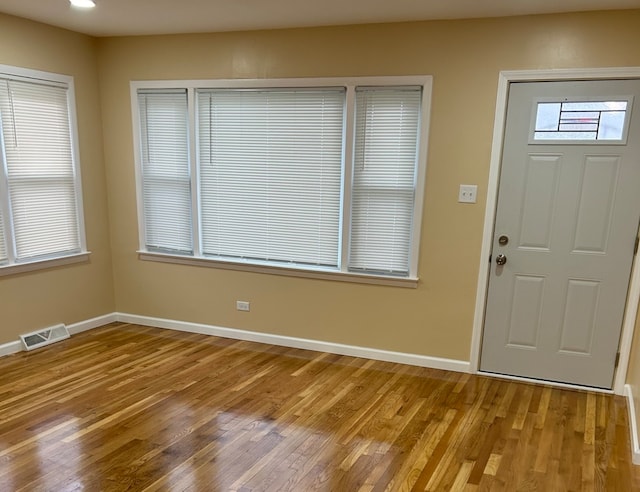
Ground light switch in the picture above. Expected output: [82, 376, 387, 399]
[458, 184, 478, 203]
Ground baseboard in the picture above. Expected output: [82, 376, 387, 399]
[115, 312, 471, 373]
[67, 313, 118, 335]
[625, 384, 640, 465]
[0, 340, 22, 357]
[0, 311, 469, 373]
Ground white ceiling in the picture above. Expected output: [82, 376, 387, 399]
[0, 0, 638, 37]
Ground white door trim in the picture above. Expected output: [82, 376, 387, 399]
[470, 67, 640, 395]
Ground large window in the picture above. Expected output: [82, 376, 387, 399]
[132, 77, 430, 283]
[0, 65, 86, 273]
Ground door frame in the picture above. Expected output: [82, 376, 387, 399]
[470, 67, 640, 395]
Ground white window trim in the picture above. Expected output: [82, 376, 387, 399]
[0, 64, 88, 274]
[130, 76, 432, 286]
[0, 251, 90, 277]
[138, 250, 418, 288]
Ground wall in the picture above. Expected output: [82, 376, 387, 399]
[97, 10, 640, 362]
[0, 13, 115, 345]
[626, 308, 640, 462]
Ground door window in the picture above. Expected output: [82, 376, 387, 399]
[531, 98, 632, 143]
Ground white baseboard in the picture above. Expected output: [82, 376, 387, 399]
[0, 340, 22, 357]
[0, 311, 469, 373]
[625, 384, 640, 465]
[67, 313, 118, 335]
[115, 312, 471, 373]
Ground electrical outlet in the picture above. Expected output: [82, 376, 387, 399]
[458, 184, 478, 204]
[236, 300, 250, 312]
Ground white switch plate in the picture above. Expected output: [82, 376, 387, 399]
[458, 184, 478, 204]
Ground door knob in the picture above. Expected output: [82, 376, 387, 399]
[495, 254, 507, 266]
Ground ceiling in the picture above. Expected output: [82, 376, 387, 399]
[0, 0, 638, 37]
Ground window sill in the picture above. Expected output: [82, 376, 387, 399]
[0, 252, 91, 277]
[138, 251, 419, 288]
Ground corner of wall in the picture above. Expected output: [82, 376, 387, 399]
[624, 384, 640, 465]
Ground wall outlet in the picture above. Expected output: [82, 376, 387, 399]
[458, 184, 478, 204]
[236, 300, 250, 312]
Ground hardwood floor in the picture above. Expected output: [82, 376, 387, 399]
[0, 323, 638, 491]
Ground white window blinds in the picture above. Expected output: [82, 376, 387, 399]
[0, 78, 82, 261]
[0, 211, 6, 263]
[349, 87, 421, 276]
[133, 78, 430, 281]
[138, 90, 193, 254]
[197, 89, 344, 267]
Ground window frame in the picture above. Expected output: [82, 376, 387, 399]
[0, 64, 89, 277]
[131, 76, 432, 287]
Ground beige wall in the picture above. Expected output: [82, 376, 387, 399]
[0, 14, 115, 345]
[97, 10, 640, 361]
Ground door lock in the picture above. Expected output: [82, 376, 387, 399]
[495, 254, 507, 266]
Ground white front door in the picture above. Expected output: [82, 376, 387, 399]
[480, 79, 640, 389]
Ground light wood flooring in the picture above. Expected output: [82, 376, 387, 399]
[0, 322, 638, 491]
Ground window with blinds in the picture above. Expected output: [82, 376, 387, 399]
[350, 87, 421, 276]
[133, 77, 429, 281]
[198, 89, 344, 267]
[138, 90, 193, 253]
[0, 68, 85, 269]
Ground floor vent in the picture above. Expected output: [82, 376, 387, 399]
[20, 324, 70, 351]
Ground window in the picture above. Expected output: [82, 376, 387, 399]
[138, 90, 192, 253]
[132, 77, 430, 283]
[198, 88, 344, 267]
[0, 65, 87, 273]
[532, 98, 632, 143]
[351, 87, 422, 275]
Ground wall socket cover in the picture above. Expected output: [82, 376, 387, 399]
[458, 184, 478, 203]
[236, 300, 250, 311]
